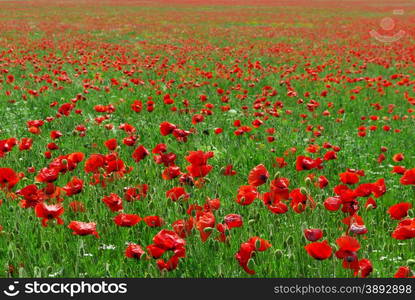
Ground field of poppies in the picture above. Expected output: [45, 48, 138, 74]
[0, 0, 415, 278]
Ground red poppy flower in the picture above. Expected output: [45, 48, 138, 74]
[235, 242, 256, 274]
[335, 236, 360, 269]
[356, 259, 373, 278]
[125, 243, 146, 259]
[275, 157, 287, 168]
[354, 183, 373, 197]
[371, 178, 386, 197]
[317, 175, 329, 188]
[69, 201, 86, 213]
[336, 236, 360, 253]
[204, 198, 221, 211]
[196, 211, 215, 242]
[17, 184, 45, 208]
[35, 203, 64, 227]
[84, 154, 105, 173]
[131, 100, 143, 113]
[377, 153, 385, 163]
[0, 168, 20, 190]
[248, 237, 272, 251]
[132, 145, 149, 163]
[265, 201, 288, 214]
[35, 167, 60, 183]
[216, 223, 230, 242]
[339, 171, 360, 185]
[236, 185, 258, 205]
[146, 244, 166, 258]
[156, 256, 181, 271]
[224, 214, 243, 229]
[153, 229, 186, 250]
[304, 229, 323, 241]
[191, 114, 204, 124]
[342, 214, 368, 235]
[104, 158, 125, 174]
[152, 143, 167, 154]
[296, 156, 323, 171]
[124, 184, 148, 202]
[235, 237, 271, 274]
[392, 218, 415, 240]
[323, 150, 337, 161]
[162, 165, 182, 180]
[393, 153, 404, 162]
[248, 164, 269, 186]
[160, 121, 177, 136]
[50, 130, 63, 140]
[335, 184, 358, 204]
[166, 187, 190, 201]
[119, 123, 135, 134]
[223, 164, 237, 176]
[114, 213, 141, 227]
[289, 188, 312, 213]
[47, 142, 59, 150]
[149, 229, 186, 271]
[172, 218, 194, 238]
[365, 197, 377, 209]
[68, 152, 85, 164]
[179, 173, 195, 186]
[394, 266, 413, 278]
[68, 221, 99, 238]
[143, 216, 164, 227]
[102, 193, 123, 212]
[63, 177, 83, 196]
[19, 138, 33, 151]
[388, 202, 412, 220]
[186, 164, 213, 178]
[154, 152, 177, 166]
[269, 177, 290, 201]
[400, 168, 415, 185]
[123, 136, 137, 147]
[104, 139, 117, 151]
[392, 166, 406, 175]
[304, 240, 332, 260]
[185, 150, 214, 166]
[172, 128, 191, 142]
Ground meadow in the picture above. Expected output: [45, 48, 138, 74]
[0, 0, 415, 278]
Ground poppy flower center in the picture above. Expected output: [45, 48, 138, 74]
[259, 174, 268, 182]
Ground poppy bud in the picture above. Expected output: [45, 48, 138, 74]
[285, 236, 294, 246]
[247, 258, 256, 271]
[407, 259, 415, 267]
[304, 177, 313, 185]
[365, 203, 375, 211]
[273, 172, 281, 180]
[42, 241, 51, 251]
[19, 267, 27, 277]
[254, 239, 262, 251]
[203, 227, 214, 233]
[274, 249, 283, 258]
[299, 187, 309, 195]
[8, 248, 15, 260]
